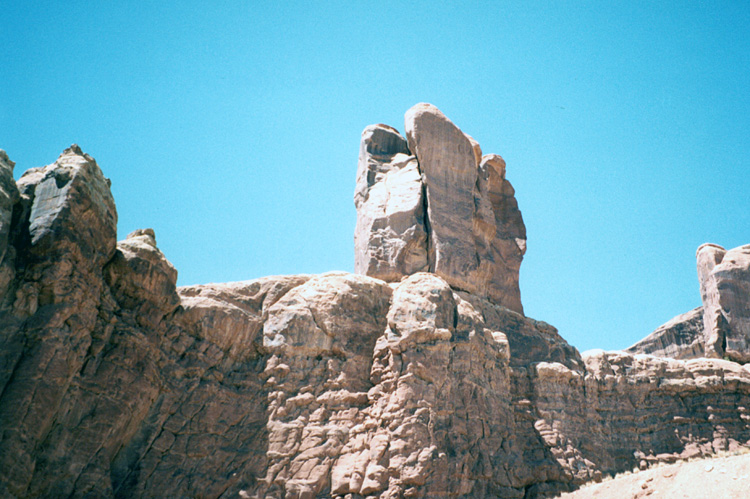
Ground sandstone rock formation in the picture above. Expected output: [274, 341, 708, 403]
[1, 122, 749, 498]
[698, 243, 750, 362]
[625, 307, 704, 360]
[354, 125, 427, 281]
[629, 243, 750, 363]
[355, 104, 526, 314]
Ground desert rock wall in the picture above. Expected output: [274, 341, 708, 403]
[1, 110, 749, 498]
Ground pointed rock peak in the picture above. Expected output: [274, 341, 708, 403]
[0, 150, 15, 172]
[59, 144, 94, 163]
[356, 104, 526, 314]
[481, 154, 506, 179]
[64, 144, 84, 155]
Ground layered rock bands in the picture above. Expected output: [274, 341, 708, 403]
[1, 107, 749, 498]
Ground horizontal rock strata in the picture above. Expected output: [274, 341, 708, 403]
[1, 142, 749, 499]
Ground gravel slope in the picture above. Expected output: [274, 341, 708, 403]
[556, 452, 750, 499]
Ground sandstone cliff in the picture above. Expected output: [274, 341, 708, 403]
[1, 107, 749, 498]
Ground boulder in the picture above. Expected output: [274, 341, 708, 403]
[18, 144, 117, 268]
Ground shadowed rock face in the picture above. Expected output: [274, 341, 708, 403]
[1, 138, 749, 498]
[354, 104, 526, 314]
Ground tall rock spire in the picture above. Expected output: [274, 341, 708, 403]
[354, 104, 526, 314]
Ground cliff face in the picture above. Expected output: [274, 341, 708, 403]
[1, 108, 749, 498]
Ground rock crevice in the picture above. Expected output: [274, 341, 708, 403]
[355, 103, 526, 314]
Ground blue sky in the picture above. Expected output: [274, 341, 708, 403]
[3, 2, 749, 352]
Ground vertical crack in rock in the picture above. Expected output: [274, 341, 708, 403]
[419, 163, 432, 273]
[355, 103, 526, 314]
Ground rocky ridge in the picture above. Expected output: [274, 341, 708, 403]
[0, 106, 749, 498]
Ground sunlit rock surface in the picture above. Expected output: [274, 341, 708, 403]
[1, 135, 749, 498]
[629, 243, 750, 363]
[355, 104, 526, 314]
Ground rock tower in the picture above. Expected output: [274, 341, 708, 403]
[355, 103, 526, 314]
[1, 108, 749, 498]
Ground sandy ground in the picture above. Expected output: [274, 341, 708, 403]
[555, 453, 750, 499]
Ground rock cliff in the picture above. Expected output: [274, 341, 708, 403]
[1, 107, 749, 498]
[355, 104, 526, 314]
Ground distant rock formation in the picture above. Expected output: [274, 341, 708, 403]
[355, 104, 526, 314]
[626, 307, 704, 360]
[628, 243, 750, 362]
[1, 112, 749, 498]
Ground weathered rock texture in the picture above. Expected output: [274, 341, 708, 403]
[629, 243, 750, 363]
[698, 243, 750, 362]
[626, 307, 704, 359]
[355, 104, 526, 314]
[1, 136, 749, 498]
[354, 125, 427, 281]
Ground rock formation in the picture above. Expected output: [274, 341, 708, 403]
[355, 104, 526, 314]
[629, 243, 750, 363]
[0, 108, 749, 498]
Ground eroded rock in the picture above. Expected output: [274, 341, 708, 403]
[698, 243, 750, 362]
[104, 228, 179, 329]
[0, 150, 19, 299]
[632, 243, 750, 363]
[1, 130, 749, 499]
[354, 104, 526, 314]
[353, 124, 427, 281]
[627, 307, 704, 359]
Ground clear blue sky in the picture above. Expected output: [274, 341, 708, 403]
[3, 2, 749, 352]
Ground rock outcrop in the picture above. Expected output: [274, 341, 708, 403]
[1, 115, 749, 498]
[355, 104, 526, 314]
[625, 307, 704, 359]
[629, 243, 750, 363]
[698, 243, 750, 362]
[354, 125, 427, 281]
